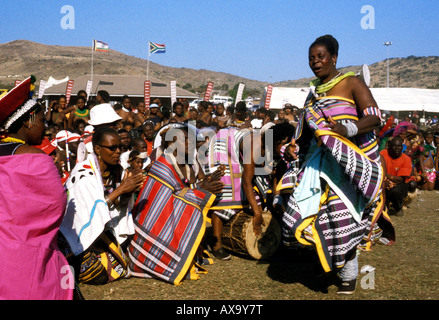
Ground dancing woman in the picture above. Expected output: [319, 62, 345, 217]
[282, 35, 394, 294]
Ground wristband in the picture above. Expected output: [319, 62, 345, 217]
[105, 196, 114, 209]
[344, 122, 358, 137]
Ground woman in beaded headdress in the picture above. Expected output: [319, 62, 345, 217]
[0, 76, 74, 299]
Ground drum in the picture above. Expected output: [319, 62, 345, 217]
[221, 210, 281, 260]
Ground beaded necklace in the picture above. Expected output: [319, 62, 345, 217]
[1, 137, 26, 144]
[74, 108, 90, 117]
[311, 71, 356, 97]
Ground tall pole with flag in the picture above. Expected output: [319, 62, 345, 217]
[147, 41, 166, 80]
[91, 39, 109, 85]
[91, 39, 94, 84]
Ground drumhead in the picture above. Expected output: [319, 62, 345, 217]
[245, 212, 281, 259]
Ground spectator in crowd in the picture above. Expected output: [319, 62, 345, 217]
[381, 136, 417, 216]
[198, 101, 212, 126]
[67, 95, 90, 128]
[172, 101, 186, 122]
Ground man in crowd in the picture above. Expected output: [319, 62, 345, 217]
[148, 104, 161, 126]
[172, 101, 186, 122]
[284, 103, 299, 125]
[140, 122, 155, 156]
[380, 136, 417, 216]
[76, 101, 122, 163]
[116, 95, 136, 124]
[197, 101, 212, 126]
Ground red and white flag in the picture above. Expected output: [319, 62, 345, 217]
[65, 80, 74, 104]
[93, 40, 109, 52]
[204, 81, 214, 101]
[264, 85, 273, 109]
[144, 80, 151, 108]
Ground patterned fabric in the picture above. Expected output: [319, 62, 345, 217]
[283, 94, 394, 272]
[205, 127, 251, 210]
[362, 106, 382, 119]
[277, 142, 300, 191]
[60, 154, 134, 256]
[128, 155, 215, 285]
[204, 127, 270, 221]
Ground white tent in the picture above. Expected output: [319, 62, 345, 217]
[369, 88, 439, 113]
[261, 86, 439, 113]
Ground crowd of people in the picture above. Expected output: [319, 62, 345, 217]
[1, 34, 438, 300]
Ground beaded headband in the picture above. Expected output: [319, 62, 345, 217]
[2, 99, 38, 130]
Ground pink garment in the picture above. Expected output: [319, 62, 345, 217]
[0, 153, 73, 300]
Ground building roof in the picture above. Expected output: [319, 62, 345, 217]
[43, 74, 198, 99]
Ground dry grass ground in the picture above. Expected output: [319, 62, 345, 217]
[78, 190, 439, 304]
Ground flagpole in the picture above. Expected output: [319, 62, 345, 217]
[146, 41, 150, 81]
[91, 39, 94, 83]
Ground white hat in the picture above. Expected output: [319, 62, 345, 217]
[83, 125, 94, 135]
[149, 103, 159, 108]
[54, 130, 81, 150]
[88, 103, 122, 126]
[55, 130, 81, 143]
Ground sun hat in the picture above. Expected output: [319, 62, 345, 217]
[53, 130, 82, 150]
[83, 125, 94, 135]
[88, 103, 122, 126]
[128, 150, 148, 162]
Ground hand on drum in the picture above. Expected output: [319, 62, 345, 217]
[252, 213, 264, 236]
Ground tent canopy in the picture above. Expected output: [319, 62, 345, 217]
[262, 87, 439, 113]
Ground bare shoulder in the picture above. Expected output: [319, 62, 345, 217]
[346, 75, 378, 110]
[14, 145, 46, 155]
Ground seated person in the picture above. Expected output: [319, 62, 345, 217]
[60, 127, 146, 285]
[204, 123, 293, 260]
[380, 136, 417, 216]
[127, 123, 224, 285]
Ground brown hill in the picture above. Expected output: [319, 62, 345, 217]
[274, 56, 439, 89]
[0, 40, 269, 95]
[1, 40, 438, 95]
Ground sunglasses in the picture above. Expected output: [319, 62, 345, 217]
[98, 144, 123, 151]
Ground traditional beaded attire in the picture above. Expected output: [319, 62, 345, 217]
[282, 77, 394, 272]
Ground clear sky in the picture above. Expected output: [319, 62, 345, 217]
[1, 0, 438, 83]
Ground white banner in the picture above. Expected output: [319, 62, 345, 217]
[38, 80, 47, 99]
[85, 80, 93, 98]
[65, 80, 74, 105]
[170, 80, 177, 107]
[235, 83, 245, 104]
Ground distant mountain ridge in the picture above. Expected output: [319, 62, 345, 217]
[1, 40, 438, 94]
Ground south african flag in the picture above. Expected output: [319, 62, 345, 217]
[149, 42, 166, 55]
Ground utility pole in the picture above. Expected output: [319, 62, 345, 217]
[383, 42, 392, 88]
